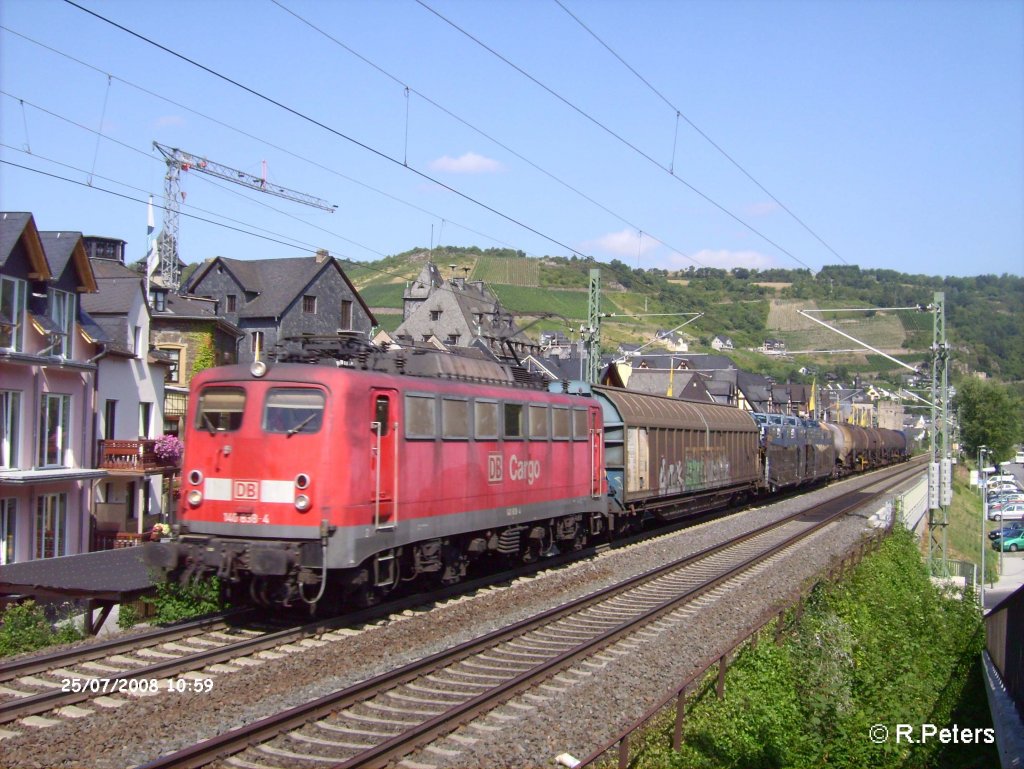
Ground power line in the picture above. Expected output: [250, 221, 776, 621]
[61, 0, 586, 260]
[414, 0, 817, 272]
[553, 0, 850, 266]
[0, 23, 561, 263]
[268, 0, 706, 269]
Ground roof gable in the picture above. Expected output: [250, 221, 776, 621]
[0, 212, 51, 280]
[38, 231, 97, 292]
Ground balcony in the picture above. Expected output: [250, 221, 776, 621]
[97, 439, 178, 473]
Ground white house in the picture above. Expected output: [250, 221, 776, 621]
[82, 239, 173, 545]
[1, 213, 105, 563]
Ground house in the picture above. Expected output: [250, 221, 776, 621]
[0, 213, 105, 563]
[185, 251, 375, 365]
[710, 335, 734, 351]
[149, 289, 243, 437]
[655, 330, 689, 353]
[762, 338, 787, 354]
[82, 237, 176, 547]
[605, 363, 713, 402]
[393, 263, 539, 361]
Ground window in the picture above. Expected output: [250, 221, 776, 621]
[529, 405, 549, 439]
[133, 326, 142, 356]
[151, 290, 166, 312]
[34, 493, 66, 559]
[104, 400, 117, 441]
[0, 275, 27, 351]
[1, 390, 20, 468]
[195, 387, 246, 432]
[503, 403, 524, 439]
[303, 295, 317, 314]
[1, 498, 15, 565]
[49, 289, 75, 357]
[572, 408, 590, 441]
[226, 295, 237, 313]
[162, 348, 181, 384]
[39, 393, 70, 467]
[263, 389, 325, 434]
[442, 398, 470, 439]
[474, 400, 499, 439]
[405, 394, 436, 438]
[340, 300, 353, 330]
[430, 310, 442, 322]
[446, 334, 461, 346]
[139, 402, 152, 438]
[374, 396, 391, 436]
[552, 407, 570, 440]
[251, 331, 265, 357]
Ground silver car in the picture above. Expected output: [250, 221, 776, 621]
[990, 502, 1024, 522]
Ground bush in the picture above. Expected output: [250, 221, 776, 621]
[144, 576, 225, 625]
[0, 600, 83, 657]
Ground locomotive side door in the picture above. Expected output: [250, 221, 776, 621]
[370, 389, 399, 530]
[590, 407, 603, 498]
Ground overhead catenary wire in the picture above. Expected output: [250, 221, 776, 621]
[553, 0, 850, 266]
[267, 0, 705, 269]
[60, 0, 587, 260]
[414, 0, 817, 272]
[0, 26, 549, 262]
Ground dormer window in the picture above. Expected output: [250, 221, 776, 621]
[430, 310, 442, 321]
[0, 276, 27, 352]
[150, 290, 166, 313]
[48, 289, 75, 357]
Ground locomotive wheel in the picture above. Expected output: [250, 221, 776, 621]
[521, 540, 542, 564]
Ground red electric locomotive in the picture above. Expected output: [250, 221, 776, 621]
[146, 349, 605, 610]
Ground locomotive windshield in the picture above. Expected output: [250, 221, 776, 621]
[195, 387, 246, 432]
[263, 388, 325, 435]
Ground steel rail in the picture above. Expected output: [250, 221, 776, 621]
[138, 461, 922, 769]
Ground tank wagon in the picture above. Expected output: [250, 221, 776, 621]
[145, 341, 908, 611]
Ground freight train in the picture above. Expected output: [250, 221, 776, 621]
[144, 341, 908, 611]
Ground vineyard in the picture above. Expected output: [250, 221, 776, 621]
[766, 299, 915, 354]
[471, 255, 540, 287]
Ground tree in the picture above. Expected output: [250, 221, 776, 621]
[954, 378, 1023, 462]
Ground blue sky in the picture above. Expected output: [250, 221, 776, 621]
[1, 0, 1021, 278]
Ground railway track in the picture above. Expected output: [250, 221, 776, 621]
[139, 462, 920, 769]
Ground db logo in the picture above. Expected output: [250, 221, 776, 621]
[488, 453, 503, 484]
[233, 480, 259, 500]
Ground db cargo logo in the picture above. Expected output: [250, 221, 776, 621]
[233, 480, 260, 500]
[488, 453, 503, 484]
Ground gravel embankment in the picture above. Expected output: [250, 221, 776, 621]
[0, 470, 915, 769]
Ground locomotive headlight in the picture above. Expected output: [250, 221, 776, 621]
[187, 489, 203, 507]
[294, 494, 311, 512]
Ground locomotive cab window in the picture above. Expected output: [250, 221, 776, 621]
[503, 403, 524, 439]
[263, 389, 325, 435]
[195, 387, 246, 432]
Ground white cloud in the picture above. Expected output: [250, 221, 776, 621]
[154, 115, 186, 129]
[428, 152, 503, 174]
[744, 201, 780, 217]
[582, 229, 658, 258]
[671, 249, 778, 270]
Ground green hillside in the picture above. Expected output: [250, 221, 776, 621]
[347, 248, 1024, 385]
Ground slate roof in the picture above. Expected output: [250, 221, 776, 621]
[0, 212, 51, 279]
[187, 255, 374, 323]
[82, 260, 145, 316]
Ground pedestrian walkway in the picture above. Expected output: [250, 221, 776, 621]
[983, 551, 1024, 613]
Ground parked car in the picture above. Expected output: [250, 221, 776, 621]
[989, 482, 1024, 496]
[989, 502, 1024, 522]
[1015, 451, 1024, 464]
[992, 531, 1024, 552]
[989, 521, 1024, 540]
[989, 495, 1024, 513]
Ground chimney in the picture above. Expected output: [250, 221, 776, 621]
[315, 248, 329, 264]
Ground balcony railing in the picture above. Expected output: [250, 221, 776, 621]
[97, 439, 178, 472]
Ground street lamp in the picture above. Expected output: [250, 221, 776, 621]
[979, 446, 990, 608]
